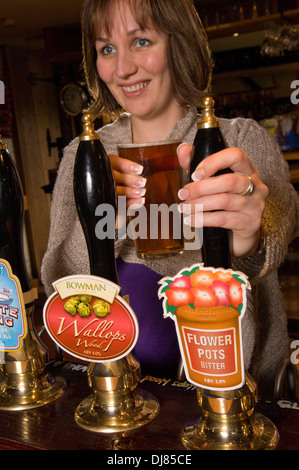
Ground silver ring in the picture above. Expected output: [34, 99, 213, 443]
[242, 176, 254, 196]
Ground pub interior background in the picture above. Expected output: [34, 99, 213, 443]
[0, 0, 299, 394]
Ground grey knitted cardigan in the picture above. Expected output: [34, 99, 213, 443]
[41, 107, 299, 394]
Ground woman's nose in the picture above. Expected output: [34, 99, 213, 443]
[115, 50, 138, 78]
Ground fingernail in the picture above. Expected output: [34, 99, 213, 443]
[178, 188, 189, 201]
[134, 176, 146, 188]
[183, 215, 191, 226]
[132, 188, 146, 197]
[128, 199, 145, 214]
[191, 167, 205, 182]
[130, 164, 143, 175]
[176, 142, 188, 155]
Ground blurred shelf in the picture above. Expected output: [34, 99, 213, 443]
[214, 61, 299, 78]
[284, 151, 299, 161]
[290, 168, 299, 184]
[206, 9, 299, 39]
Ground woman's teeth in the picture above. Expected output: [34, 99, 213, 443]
[123, 81, 149, 92]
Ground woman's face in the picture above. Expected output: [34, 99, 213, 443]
[95, 0, 179, 122]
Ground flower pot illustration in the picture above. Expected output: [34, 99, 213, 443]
[158, 264, 250, 391]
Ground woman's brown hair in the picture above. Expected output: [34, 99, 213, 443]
[81, 0, 213, 118]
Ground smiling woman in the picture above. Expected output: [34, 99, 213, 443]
[81, 0, 213, 120]
[94, 11, 176, 132]
[41, 0, 299, 394]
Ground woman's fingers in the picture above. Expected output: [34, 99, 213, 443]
[191, 147, 255, 179]
[114, 169, 146, 191]
[177, 143, 193, 170]
[109, 153, 143, 175]
[109, 154, 147, 205]
[180, 194, 262, 232]
[177, 145, 256, 180]
[176, 145, 269, 257]
[178, 172, 266, 200]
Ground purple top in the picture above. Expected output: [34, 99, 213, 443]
[116, 257, 181, 378]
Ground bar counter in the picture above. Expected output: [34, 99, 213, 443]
[0, 361, 298, 451]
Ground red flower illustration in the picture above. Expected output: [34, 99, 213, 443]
[213, 271, 233, 283]
[191, 286, 217, 308]
[166, 287, 194, 307]
[211, 280, 231, 306]
[169, 275, 191, 290]
[190, 269, 215, 287]
[229, 279, 243, 307]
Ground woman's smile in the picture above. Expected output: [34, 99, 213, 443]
[121, 80, 150, 96]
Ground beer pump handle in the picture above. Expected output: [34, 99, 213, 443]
[74, 114, 119, 285]
[190, 97, 232, 269]
[0, 135, 31, 296]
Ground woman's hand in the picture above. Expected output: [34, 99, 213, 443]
[108, 154, 146, 229]
[177, 144, 269, 258]
[108, 154, 146, 207]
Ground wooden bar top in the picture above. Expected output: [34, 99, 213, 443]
[0, 361, 298, 451]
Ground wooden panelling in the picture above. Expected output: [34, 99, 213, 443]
[3, 46, 61, 278]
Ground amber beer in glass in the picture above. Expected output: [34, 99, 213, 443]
[118, 141, 184, 259]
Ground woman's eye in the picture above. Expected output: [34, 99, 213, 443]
[136, 38, 151, 48]
[102, 44, 116, 55]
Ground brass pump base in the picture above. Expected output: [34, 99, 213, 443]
[181, 373, 279, 450]
[75, 354, 159, 433]
[0, 369, 66, 411]
[182, 412, 279, 450]
[0, 309, 66, 411]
